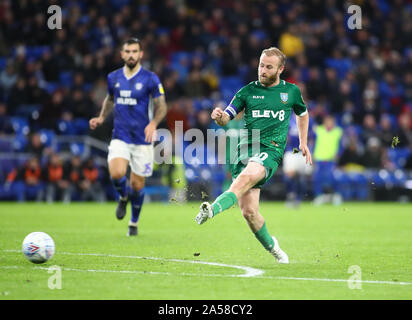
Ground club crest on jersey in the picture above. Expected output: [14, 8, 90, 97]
[280, 93, 288, 104]
[135, 82, 143, 90]
[115, 83, 120, 88]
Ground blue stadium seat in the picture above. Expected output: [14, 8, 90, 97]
[14, 104, 42, 118]
[59, 71, 73, 87]
[171, 51, 191, 64]
[109, 0, 130, 9]
[387, 147, 411, 168]
[10, 117, 30, 135]
[45, 82, 59, 94]
[13, 134, 28, 151]
[38, 129, 55, 147]
[0, 57, 6, 71]
[57, 120, 77, 135]
[74, 118, 89, 134]
[0, 137, 13, 152]
[219, 76, 243, 102]
[70, 142, 85, 155]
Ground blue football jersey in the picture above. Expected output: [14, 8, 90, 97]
[107, 66, 164, 145]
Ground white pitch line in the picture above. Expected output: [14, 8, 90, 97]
[4, 250, 412, 286]
[3, 249, 263, 278]
[261, 276, 412, 286]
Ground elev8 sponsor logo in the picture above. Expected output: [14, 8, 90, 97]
[252, 109, 285, 120]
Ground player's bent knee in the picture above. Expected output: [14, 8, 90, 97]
[241, 208, 257, 222]
[110, 171, 127, 180]
[130, 178, 145, 191]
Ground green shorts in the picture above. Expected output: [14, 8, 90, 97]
[230, 143, 283, 189]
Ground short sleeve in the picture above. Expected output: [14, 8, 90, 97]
[292, 85, 307, 116]
[107, 73, 114, 97]
[224, 87, 247, 120]
[150, 73, 164, 99]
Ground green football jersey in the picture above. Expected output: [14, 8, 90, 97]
[225, 80, 307, 151]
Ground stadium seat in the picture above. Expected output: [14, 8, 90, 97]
[38, 129, 55, 148]
[324, 57, 352, 80]
[12, 134, 28, 151]
[387, 147, 411, 169]
[59, 71, 73, 87]
[57, 119, 77, 135]
[109, 0, 130, 10]
[14, 104, 42, 118]
[45, 82, 59, 94]
[10, 117, 30, 135]
[219, 76, 243, 103]
[70, 142, 85, 155]
[0, 57, 6, 71]
[73, 118, 89, 134]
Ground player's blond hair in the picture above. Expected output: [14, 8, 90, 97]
[261, 47, 286, 67]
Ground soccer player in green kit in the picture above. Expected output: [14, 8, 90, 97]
[195, 47, 312, 263]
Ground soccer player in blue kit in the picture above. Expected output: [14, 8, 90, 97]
[89, 38, 167, 236]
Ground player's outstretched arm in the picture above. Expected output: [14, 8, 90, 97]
[296, 112, 312, 165]
[211, 107, 230, 126]
[144, 95, 167, 143]
[89, 94, 114, 130]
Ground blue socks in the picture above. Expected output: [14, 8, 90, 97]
[130, 189, 145, 224]
[112, 176, 128, 199]
[112, 176, 145, 224]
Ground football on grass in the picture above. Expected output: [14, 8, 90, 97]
[22, 232, 55, 264]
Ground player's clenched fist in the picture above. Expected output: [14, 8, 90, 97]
[211, 107, 224, 120]
[89, 116, 104, 130]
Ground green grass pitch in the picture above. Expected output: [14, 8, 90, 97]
[1, 201, 412, 300]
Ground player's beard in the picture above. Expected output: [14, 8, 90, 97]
[259, 67, 281, 87]
[125, 58, 139, 70]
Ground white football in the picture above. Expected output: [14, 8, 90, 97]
[22, 232, 55, 264]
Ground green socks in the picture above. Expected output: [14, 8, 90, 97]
[254, 222, 275, 251]
[211, 191, 238, 216]
[211, 192, 274, 251]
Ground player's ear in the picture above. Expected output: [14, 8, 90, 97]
[139, 50, 144, 59]
[279, 65, 285, 74]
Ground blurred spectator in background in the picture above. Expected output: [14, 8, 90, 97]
[279, 25, 304, 58]
[67, 89, 97, 119]
[8, 78, 30, 110]
[0, 103, 13, 135]
[80, 158, 106, 202]
[361, 114, 380, 145]
[63, 155, 84, 203]
[6, 156, 44, 202]
[25, 132, 52, 159]
[362, 136, 393, 170]
[43, 153, 69, 203]
[338, 132, 364, 170]
[184, 69, 209, 98]
[0, 63, 17, 100]
[312, 114, 343, 205]
[283, 116, 313, 208]
[379, 114, 396, 147]
[396, 113, 412, 149]
[194, 109, 212, 140]
[337, 131, 369, 200]
[39, 90, 67, 129]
